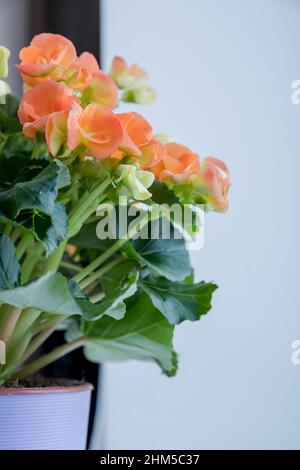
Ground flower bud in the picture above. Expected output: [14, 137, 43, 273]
[0, 46, 10, 78]
[115, 164, 155, 201]
[122, 84, 156, 105]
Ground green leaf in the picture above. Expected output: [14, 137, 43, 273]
[0, 155, 45, 189]
[18, 202, 68, 256]
[100, 259, 137, 294]
[82, 291, 177, 375]
[0, 133, 48, 163]
[149, 181, 202, 240]
[0, 159, 70, 254]
[168, 179, 208, 208]
[141, 277, 218, 325]
[0, 136, 47, 191]
[69, 219, 114, 251]
[0, 233, 20, 289]
[0, 94, 19, 118]
[0, 159, 70, 219]
[0, 95, 21, 133]
[69, 203, 141, 251]
[0, 134, 34, 161]
[149, 180, 179, 206]
[0, 268, 137, 321]
[123, 220, 192, 282]
[0, 272, 82, 315]
[72, 271, 138, 321]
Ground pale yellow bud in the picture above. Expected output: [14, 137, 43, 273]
[0, 46, 10, 79]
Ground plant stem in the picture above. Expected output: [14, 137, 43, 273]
[0, 304, 11, 332]
[22, 316, 64, 363]
[16, 232, 32, 260]
[6, 308, 40, 354]
[60, 261, 81, 272]
[73, 214, 150, 284]
[0, 306, 22, 344]
[44, 240, 67, 273]
[14, 337, 86, 380]
[78, 255, 123, 289]
[44, 177, 111, 274]
[68, 177, 111, 234]
[21, 244, 42, 283]
[11, 228, 21, 243]
[89, 291, 105, 303]
[5, 332, 32, 369]
[3, 222, 13, 236]
[67, 189, 91, 220]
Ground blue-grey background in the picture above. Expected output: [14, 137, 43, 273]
[97, 0, 300, 449]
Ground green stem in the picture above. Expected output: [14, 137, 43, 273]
[11, 228, 21, 243]
[21, 244, 42, 283]
[14, 337, 86, 380]
[45, 176, 111, 274]
[60, 261, 81, 272]
[31, 141, 45, 159]
[67, 193, 108, 239]
[68, 189, 91, 219]
[16, 232, 32, 260]
[0, 304, 11, 332]
[3, 222, 13, 236]
[89, 291, 105, 303]
[73, 214, 150, 284]
[5, 332, 32, 369]
[68, 177, 111, 233]
[22, 316, 64, 363]
[0, 306, 22, 344]
[6, 308, 40, 354]
[78, 255, 123, 290]
[44, 240, 67, 273]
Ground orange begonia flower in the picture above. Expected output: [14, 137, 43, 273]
[45, 101, 81, 156]
[140, 138, 166, 168]
[151, 142, 230, 212]
[18, 81, 74, 139]
[110, 56, 148, 89]
[17, 33, 76, 86]
[81, 70, 118, 109]
[67, 103, 123, 159]
[199, 157, 231, 213]
[117, 112, 152, 148]
[151, 142, 199, 180]
[45, 110, 68, 156]
[75, 52, 99, 73]
[62, 52, 99, 91]
[110, 113, 164, 166]
[116, 111, 153, 157]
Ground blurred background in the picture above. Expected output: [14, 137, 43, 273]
[1, 0, 300, 450]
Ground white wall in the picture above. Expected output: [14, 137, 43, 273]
[101, 0, 300, 449]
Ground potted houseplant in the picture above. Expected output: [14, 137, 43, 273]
[0, 34, 230, 450]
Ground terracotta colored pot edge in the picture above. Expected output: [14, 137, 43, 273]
[0, 382, 94, 396]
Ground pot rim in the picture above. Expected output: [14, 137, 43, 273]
[0, 382, 94, 395]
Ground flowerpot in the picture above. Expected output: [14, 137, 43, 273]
[0, 380, 93, 450]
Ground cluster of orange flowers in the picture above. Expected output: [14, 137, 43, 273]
[17, 33, 230, 212]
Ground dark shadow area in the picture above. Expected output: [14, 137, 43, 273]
[30, 0, 100, 59]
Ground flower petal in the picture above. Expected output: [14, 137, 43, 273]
[82, 70, 118, 109]
[77, 104, 123, 159]
[46, 110, 68, 156]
